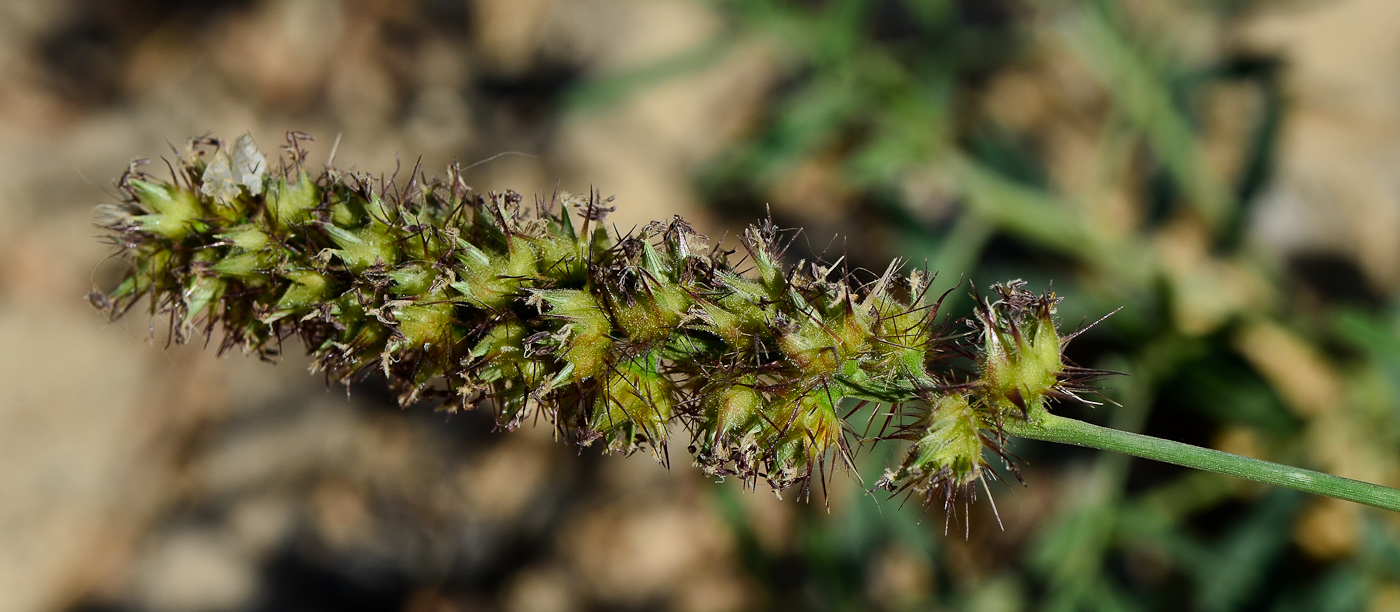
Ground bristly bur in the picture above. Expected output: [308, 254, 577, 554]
[88, 132, 1106, 517]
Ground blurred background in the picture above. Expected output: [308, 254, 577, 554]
[4, 0, 1400, 610]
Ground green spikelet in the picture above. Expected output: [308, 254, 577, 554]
[91, 133, 1101, 503]
[974, 280, 1084, 423]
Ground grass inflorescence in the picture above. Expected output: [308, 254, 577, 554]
[91, 133, 1104, 514]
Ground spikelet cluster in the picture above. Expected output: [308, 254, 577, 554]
[91, 133, 1102, 507]
[875, 281, 1108, 518]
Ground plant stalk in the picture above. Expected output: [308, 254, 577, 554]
[1003, 413, 1400, 513]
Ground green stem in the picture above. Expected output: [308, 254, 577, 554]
[1002, 413, 1400, 513]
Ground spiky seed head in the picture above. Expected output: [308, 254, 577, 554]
[90, 132, 1107, 516]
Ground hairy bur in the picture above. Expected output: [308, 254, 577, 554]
[92, 133, 1099, 512]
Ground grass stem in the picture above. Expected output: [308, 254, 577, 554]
[1004, 414, 1400, 513]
